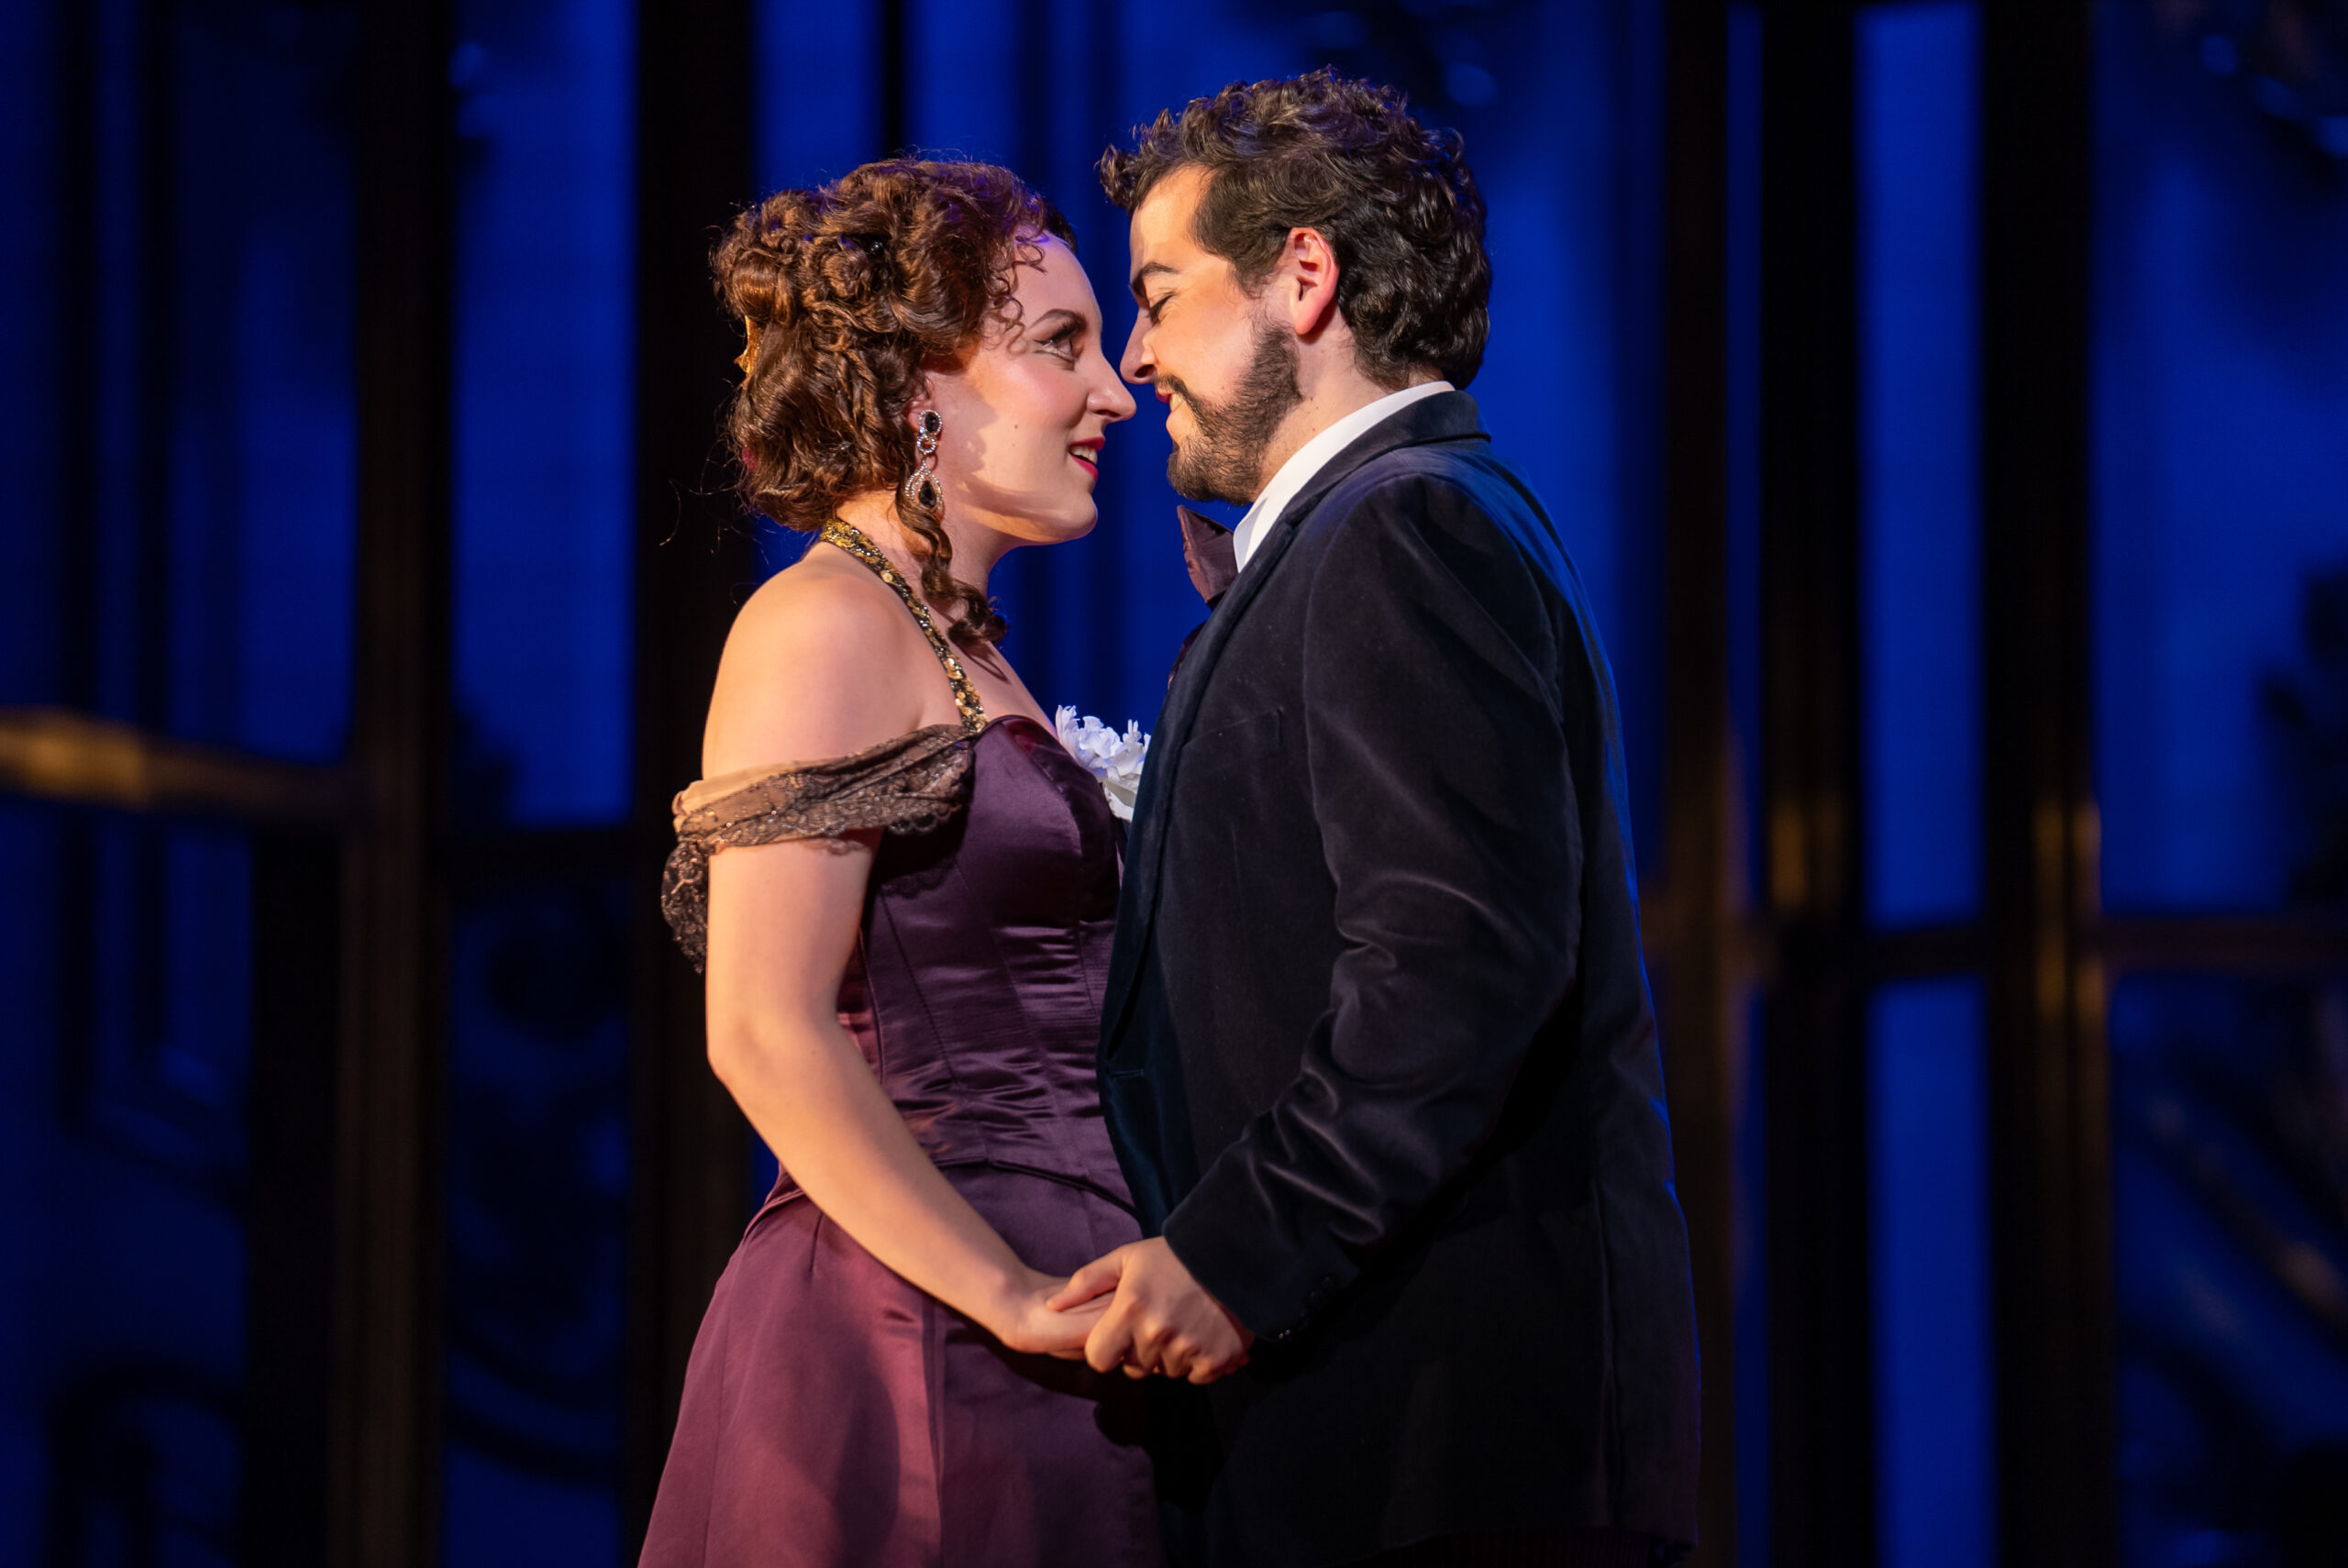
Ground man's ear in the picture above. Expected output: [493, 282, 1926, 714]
[1279, 226, 1342, 338]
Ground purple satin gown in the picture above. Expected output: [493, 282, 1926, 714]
[640, 717, 1161, 1568]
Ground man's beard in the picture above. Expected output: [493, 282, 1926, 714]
[1161, 320, 1302, 505]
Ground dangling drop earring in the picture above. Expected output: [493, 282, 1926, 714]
[901, 409, 943, 512]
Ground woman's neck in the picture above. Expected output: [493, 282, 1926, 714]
[832, 490, 1013, 596]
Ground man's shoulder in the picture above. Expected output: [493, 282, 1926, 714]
[1309, 433, 1532, 527]
[1271, 434, 1601, 664]
[1291, 435, 1556, 578]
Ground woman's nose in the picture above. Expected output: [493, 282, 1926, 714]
[1099, 368, 1138, 421]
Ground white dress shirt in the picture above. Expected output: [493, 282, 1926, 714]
[1229, 381, 1455, 572]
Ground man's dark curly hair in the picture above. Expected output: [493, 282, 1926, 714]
[713, 159, 1074, 647]
[1097, 68, 1489, 389]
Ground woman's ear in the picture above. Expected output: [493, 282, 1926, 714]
[904, 380, 940, 435]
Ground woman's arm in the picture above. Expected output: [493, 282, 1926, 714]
[696, 566, 1099, 1356]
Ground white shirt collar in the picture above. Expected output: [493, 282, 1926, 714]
[1229, 381, 1454, 571]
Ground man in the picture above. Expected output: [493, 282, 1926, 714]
[1050, 70, 1700, 1567]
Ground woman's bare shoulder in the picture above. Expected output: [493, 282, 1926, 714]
[703, 550, 935, 778]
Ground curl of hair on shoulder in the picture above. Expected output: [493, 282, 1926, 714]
[714, 158, 1077, 649]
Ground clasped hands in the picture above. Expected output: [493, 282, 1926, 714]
[994, 1237, 1254, 1384]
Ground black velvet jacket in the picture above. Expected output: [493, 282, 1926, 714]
[1099, 392, 1700, 1565]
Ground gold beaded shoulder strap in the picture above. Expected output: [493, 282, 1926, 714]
[820, 517, 990, 735]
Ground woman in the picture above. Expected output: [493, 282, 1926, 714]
[639, 160, 1148, 1567]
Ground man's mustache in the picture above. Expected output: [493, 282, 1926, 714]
[1155, 376, 1200, 417]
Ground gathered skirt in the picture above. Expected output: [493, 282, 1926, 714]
[639, 1164, 1163, 1568]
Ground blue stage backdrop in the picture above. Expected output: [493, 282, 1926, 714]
[2093, 7, 2348, 1566]
[1856, 8, 1993, 1566]
[0, 0, 360, 1558]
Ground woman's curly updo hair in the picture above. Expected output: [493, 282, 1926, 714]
[1097, 68, 1489, 390]
[714, 159, 1075, 647]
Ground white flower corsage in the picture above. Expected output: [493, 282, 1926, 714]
[1054, 706, 1150, 822]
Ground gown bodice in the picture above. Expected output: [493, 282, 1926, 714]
[664, 714, 1134, 1214]
[831, 715, 1130, 1208]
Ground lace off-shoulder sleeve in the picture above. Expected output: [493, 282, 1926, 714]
[661, 724, 973, 971]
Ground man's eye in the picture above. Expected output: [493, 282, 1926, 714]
[1145, 294, 1168, 324]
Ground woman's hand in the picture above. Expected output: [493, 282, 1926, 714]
[984, 1266, 1113, 1359]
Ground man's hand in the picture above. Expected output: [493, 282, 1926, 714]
[1047, 1238, 1255, 1384]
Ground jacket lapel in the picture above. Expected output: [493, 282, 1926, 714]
[1099, 391, 1490, 1054]
[1099, 508, 1304, 1052]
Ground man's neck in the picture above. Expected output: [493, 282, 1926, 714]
[1251, 366, 1438, 502]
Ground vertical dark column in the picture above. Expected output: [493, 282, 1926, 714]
[132, 0, 173, 731]
[55, 0, 99, 713]
[121, 0, 178, 1074]
[878, 0, 909, 157]
[626, 0, 756, 1549]
[53, 0, 100, 1165]
[1614, 0, 1671, 875]
[1756, 5, 1870, 1563]
[1978, 5, 2112, 1564]
[244, 833, 341, 1566]
[129, 0, 174, 1081]
[1657, 2, 1739, 1561]
[1013, 0, 1052, 183]
[333, 0, 454, 1562]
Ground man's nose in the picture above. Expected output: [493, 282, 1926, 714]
[1119, 315, 1150, 385]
